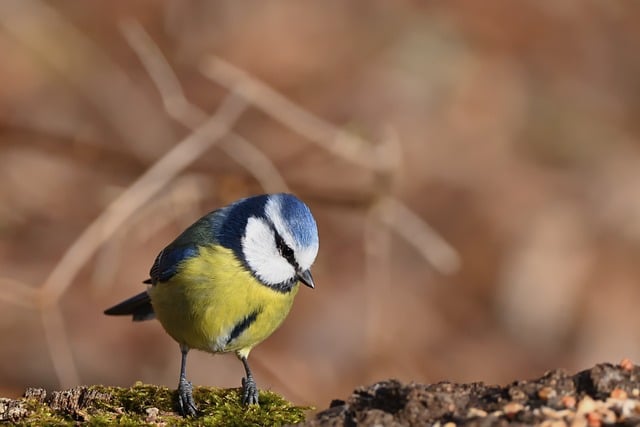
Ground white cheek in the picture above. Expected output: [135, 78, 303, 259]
[242, 217, 295, 285]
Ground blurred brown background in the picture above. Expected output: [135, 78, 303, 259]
[1, 0, 640, 410]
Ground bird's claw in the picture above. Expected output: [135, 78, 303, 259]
[177, 378, 198, 417]
[241, 376, 259, 405]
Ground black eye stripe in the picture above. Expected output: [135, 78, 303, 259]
[274, 231, 297, 268]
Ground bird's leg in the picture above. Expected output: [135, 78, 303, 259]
[176, 345, 198, 417]
[240, 355, 259, 405]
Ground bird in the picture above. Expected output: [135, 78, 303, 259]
[104, 193, 319, 417]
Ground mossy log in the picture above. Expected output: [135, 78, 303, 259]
[0, 383, 309, 426]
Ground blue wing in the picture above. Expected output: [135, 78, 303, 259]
[145, 213, 223, 283]
[147, 244, 200, 283]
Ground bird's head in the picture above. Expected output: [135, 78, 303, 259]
[219, 193, 319, 292]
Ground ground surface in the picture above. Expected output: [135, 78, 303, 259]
[302, 361, 640, 426]
[2, 362, 639, 426]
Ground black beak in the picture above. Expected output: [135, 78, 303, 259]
[297, 269, 315, 289]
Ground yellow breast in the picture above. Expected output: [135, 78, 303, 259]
[147, 245, 299, 356]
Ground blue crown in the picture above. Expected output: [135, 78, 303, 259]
[272, 193, 319, 249]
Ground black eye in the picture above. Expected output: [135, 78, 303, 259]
[281, 244, 294, 260]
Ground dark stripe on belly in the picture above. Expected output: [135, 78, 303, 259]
[226, 310, 260, 346]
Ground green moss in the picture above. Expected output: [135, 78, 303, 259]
[8, 383, 311, 426]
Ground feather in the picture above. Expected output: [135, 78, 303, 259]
[104, 291, 155, 321]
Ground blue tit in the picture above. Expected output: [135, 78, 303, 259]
[104, 193, 319, 416]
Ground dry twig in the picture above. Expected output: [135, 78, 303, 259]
[120, 19, 289, 193]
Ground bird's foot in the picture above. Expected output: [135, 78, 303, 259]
[177, 377, 198, 417]
[241, 376, 259, 405]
